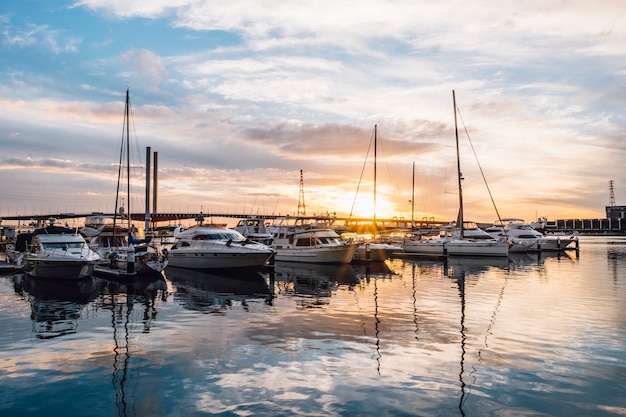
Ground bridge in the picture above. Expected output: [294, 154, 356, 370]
[3, 211, 624, 235]
[0, 211, 449, 233]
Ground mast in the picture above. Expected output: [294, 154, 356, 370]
[125, 89, 131, 233]
[411, 161, 415, 229]
[374, 124, 377, 225]
[453, 90, 464, 238]
[112, 90, 130, 246]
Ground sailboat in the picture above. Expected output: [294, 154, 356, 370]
[445, 90, 509, 257]
[86, 89, 168, 277]
[349, 125, 402, 262]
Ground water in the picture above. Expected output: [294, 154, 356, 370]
[1, 236, 625, 417]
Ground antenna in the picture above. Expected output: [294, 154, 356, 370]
[609, 179, 616, 206]
[297, 170, 306, 215]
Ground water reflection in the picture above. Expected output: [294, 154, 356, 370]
[353, 260, 396, 280]
[442, 257, 513, 417]
[166, 266, 273, 313]
[13, 273, 104, 339]
[97, 276, 168, 417]
[445, 256, 510, 276]
[270, 262, 359, 309]
[508, 251, 574, 269]
[2, 238, 625, 417]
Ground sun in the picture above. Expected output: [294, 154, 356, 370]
[327, 193, 399, 219]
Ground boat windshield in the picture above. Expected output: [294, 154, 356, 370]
[192, 232, 245, 241]
[318, 237, 342, 245]
[41, 242, 83, 249]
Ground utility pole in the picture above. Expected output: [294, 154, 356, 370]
[297, 170, 306, 215]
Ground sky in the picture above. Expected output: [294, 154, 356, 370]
[1, 0, 625, 225]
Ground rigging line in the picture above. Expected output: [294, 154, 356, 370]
[127, 96, 146, 213]
[349, 128, 374, 219]
[376, 130, 402, 208]
[465, 274, 510, 408]
[455, 107, 504, 225]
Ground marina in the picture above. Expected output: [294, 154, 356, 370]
[0, 236, 624, 416]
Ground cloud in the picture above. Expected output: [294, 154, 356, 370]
[1, 1, 625, 221]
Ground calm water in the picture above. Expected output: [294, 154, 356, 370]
[1, 236, 625, 417]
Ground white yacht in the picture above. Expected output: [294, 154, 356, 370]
[402, 226, 454, 256]
[485, 218, 578, 251]
[233, 217, 273, 245]
[165, 226, 274, 269]
[402, 222, 511, 257]
[269, 217, 358, 263]
[19, 225, 100, 280]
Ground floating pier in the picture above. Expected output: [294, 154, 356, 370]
[92, 265, 137, 279]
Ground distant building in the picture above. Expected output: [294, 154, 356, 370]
[606, 205, 626, 219]
[0, 225, 16, 241]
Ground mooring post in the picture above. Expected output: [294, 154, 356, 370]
[127, 245, 135, 273]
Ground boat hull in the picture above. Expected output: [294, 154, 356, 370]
[23, 258, 97, 280]
[446, 239, 509, 257]
[166, 251, 272, 269]
[402, 240, 446, 256]
[273, 244, 357, 264]
[353, 243, 402, 262]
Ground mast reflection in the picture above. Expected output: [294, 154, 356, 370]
[99, 276, 168, 417]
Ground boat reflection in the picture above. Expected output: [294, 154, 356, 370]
[270, 262, 359, 308]
[166, 266, 273, 313]
[13, 273, 104, 339]
[353, 260, 396, 280]
[444, 256, 510, 277]
[508, 251, 574, 269]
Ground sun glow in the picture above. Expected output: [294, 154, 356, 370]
[328, 193, 400, 220]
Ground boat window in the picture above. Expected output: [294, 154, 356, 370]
[44, 243, 68, 249]
[296, 238, 314, 247]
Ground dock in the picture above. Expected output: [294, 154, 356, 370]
[92, 265, 137, 279]
[0, 262, 22, 274]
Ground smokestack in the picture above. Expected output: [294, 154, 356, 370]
[153, 151, 158, 214]
[145, 146, 151, 232]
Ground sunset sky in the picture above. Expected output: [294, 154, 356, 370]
[1, 1, 625, 225]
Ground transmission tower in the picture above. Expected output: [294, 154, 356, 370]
[297, 170, 306, 215]
[609, 179, 616, 206]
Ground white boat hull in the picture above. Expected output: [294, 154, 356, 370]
[446, 239, 509, 257]
[402, 240, 446, 256]
[167, 251, 272, 269]
[353, 243, 402, 261]
[273, 244, 357, 264]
